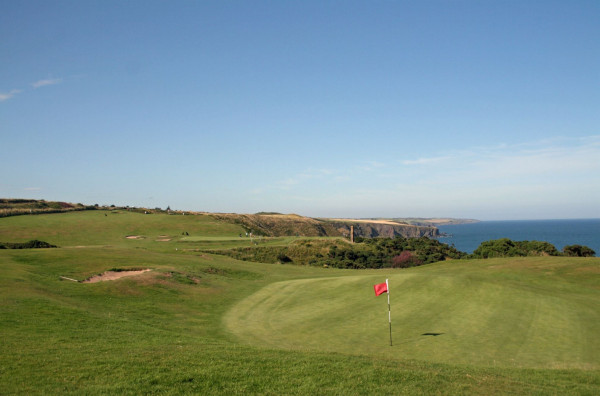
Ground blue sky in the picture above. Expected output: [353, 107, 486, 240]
[1, 1, 599, 220]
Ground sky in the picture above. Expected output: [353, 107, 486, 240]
[1, 0, 599, 220]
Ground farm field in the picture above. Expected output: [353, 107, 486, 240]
[1, 210, 599, 395]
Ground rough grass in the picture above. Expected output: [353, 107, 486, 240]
[1, 212, 599, 395]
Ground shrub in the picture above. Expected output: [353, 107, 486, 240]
[471, 239, 562, 258]
[391, 251, 422, 268]
[472, 238, 520, 258]
[276, 253, 292, 263]
[563, 244, 596, 257]
[0, 240, 57, 249]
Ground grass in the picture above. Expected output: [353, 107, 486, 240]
[0, 210, 244, 252]
[1, 211, 599, 394]
[225, 257, 599, 369]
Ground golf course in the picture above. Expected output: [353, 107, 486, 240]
[1, 209, 599, 395]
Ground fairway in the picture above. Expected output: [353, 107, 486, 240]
[225, 258, 600, 369]
[1, 211, 599, 394]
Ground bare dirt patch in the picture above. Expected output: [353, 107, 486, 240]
[82, 269, 151, 283]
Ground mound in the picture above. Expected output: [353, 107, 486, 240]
[225, 258, 600, 369]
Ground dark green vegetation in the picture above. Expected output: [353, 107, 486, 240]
[471, 238, 561, 258]
[210, 236, 465, 268]
[471, 238, 596, 259]
[1, 209, 599, 395]
[205, 236, 595, 268]
[563, 244, 597, 257]
[0, 239, 57, 249]
[0, 198, 91, 217]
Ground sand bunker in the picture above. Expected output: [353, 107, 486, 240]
[125, 235, 144, 239]
[82, 269, 151, 283]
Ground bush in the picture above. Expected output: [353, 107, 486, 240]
[391, 251, 422, 268]
[276, 253, 292, 263]
[471, 239, 560, 258]
[213, 236, 466, 269]
[563, 245, 596, 257]
[0, 240, 58, 249]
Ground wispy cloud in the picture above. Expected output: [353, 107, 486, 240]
[275, 160, 395, 192]
[400, 135, 600, 187]
[31, 78, 62, 88]
[402, 156, 451, 166]
[278, 168, 335, 190]
[0, 89, 22, 102]
[246, 136, 600, 218]
[1, 77, 64, 103]
[356, 160, 386, 171]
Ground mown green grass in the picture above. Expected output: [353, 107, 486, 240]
[0, 210, 244, 249]
[1, 211, 599, 395]
[225, 257, 599, 370]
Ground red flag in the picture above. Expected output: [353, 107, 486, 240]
[374, 282, 388, 296]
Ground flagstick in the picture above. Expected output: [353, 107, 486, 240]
[386, 278, 392, 346]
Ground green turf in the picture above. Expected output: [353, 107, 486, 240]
[0, 210, 245, 248]
[1, 211, 599, 395]
[225, 257, 599, 369]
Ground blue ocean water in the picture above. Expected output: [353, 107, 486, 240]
[437, 219, 600, 255]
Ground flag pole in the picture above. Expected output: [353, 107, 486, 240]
[386, 278, 392, 346]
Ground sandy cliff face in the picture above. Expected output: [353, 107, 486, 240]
[212, 213, 342, 237]
[327, 221, 439, 238]
[213, 213, 439, 238]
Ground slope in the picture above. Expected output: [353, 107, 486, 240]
[225, 257, 600, 369]
[1, 211, 599, 395]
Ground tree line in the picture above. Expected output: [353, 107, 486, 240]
[470, 238, 595, 258]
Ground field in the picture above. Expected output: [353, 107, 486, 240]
[1, 210, 599, 394]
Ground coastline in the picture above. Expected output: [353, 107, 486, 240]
[438, 218, 600, 255]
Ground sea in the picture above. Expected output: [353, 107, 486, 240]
[437, 219, 600, 255]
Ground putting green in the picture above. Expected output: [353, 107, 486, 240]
[224, 259, 600, 369]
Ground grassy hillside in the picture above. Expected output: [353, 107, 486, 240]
[0, 210, 245, 250]
[1, 211, 599, 394]
[0, 199, 442, 239]
[0, 198, 90, 217]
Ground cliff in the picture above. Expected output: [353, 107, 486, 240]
[212, 213, 342, 237]
[212, 214, 439, 239]
[324, 219, 439, 238]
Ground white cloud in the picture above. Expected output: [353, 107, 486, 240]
[257, 136, 600, 218]
[402, 156, 451, 166]
[31, 78, 62, 88]
[401, 135, 600, 182]
[356, 160, 386, 171]
[277, 168, 335, 190]
[1, 77, 64, 102]
[0, 89, 21, 102]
